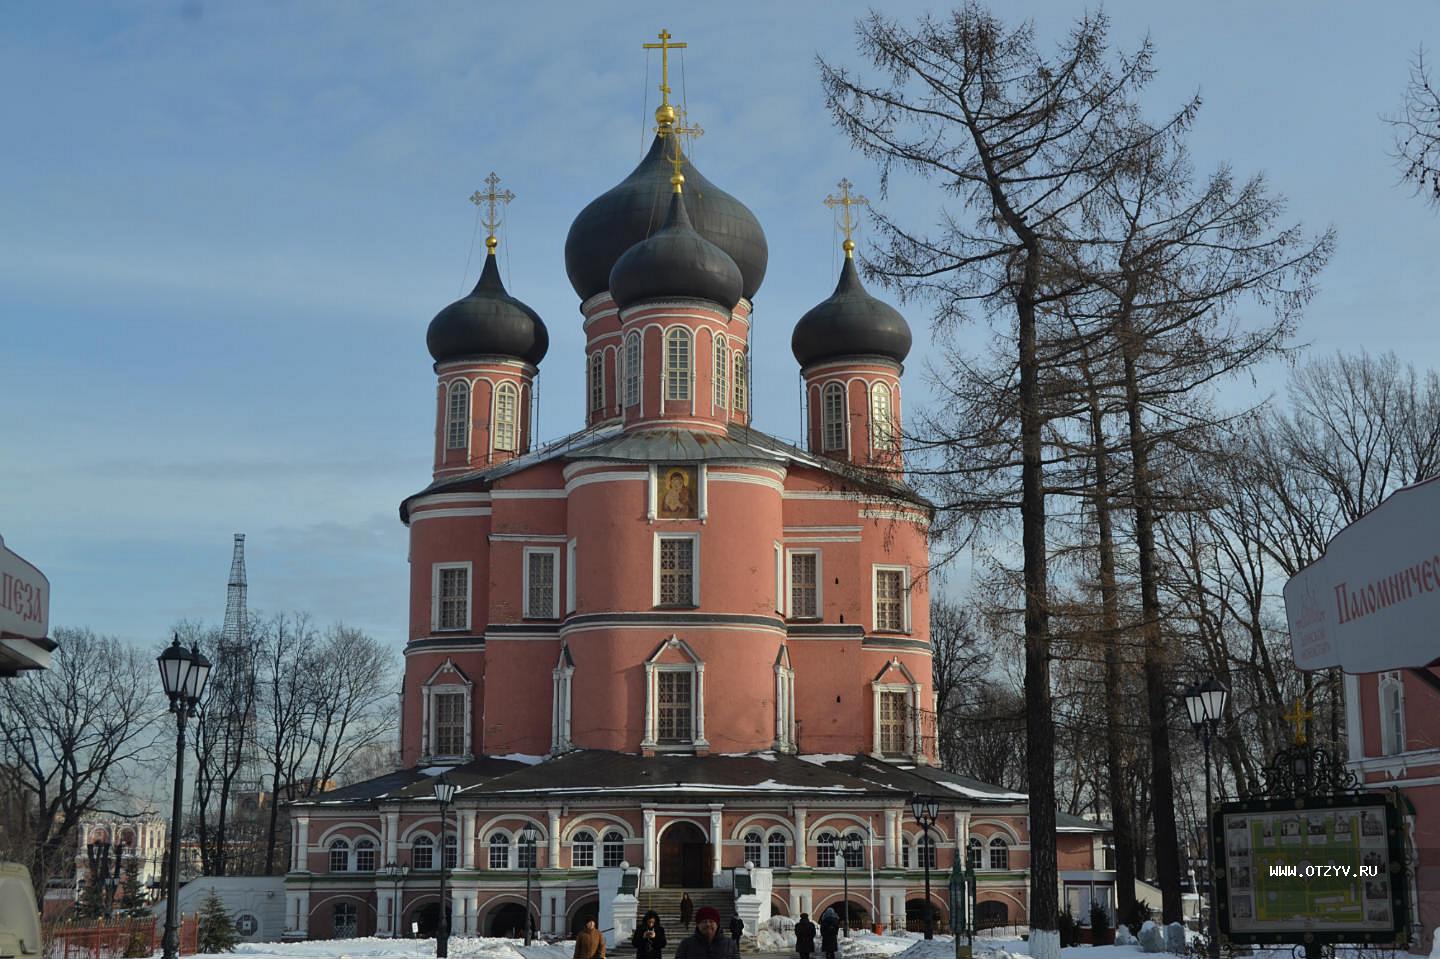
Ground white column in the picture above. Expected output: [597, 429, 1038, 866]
[642, 808, 657, 888]
[884, 810, 899, 868]
[710, 805, 724, 878]
[385, 812, 400, 866]
[295, 817, 310, 873]
[794, 807, 808, 866]
[461, 810, 477, 869]
[377, 890, 393, 936]
[545, 889, 564, 935]
[879, 888, 893, 928]
[954, 810, 970, 863]
[296, 890, 311, 934]
[452, 891, 467, 935]
[548, 808, 562, 867]
[1344, 673, 1364, 763]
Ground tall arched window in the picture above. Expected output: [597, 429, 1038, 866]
[354, 838, 376, 872]
[989, 836, 1009, 870]
[822, 382, 846, 451]
[665, 329, 692, 401]
[815, 831, 837, 868]
[714, 338, 729, 409]
[869, 382, 893, 452]
[411, 835, 434, 870]
[443, 833, 458, 869]
[489, 833, 511, 870]
[601, 831, 625, 868]
[624, 332, 641, 407]
[743, 831, 762, 864]
[494, 382, 518, 452]
[328, 838, 350, 873]
[733, 352, 747, 412]
[967, 837, 983, 870]
[446, 381, 470, 450]
[572, 830, 596, 868]
[589, 352, 605, 413]
[843, 832, 864, 868]
[917, 834, 936, 869]
[767, 832, 787, 868]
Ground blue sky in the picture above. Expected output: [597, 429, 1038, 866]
[3, 1, 1438, 650]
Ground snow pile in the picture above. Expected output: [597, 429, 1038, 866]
[846, 930, 952, 959]
[198, 936, 575, 959]
[756, 915, 796, 951]
[1431, 929, 1440, 959]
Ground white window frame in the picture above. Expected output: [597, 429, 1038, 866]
[565, 538, 577, 614]
[967, 837, 983, 870]
[733, 352, 747, 413]
[989, 836, 1010, 871]
[641, 635, 707, 751]
[714, 336, 729, 409]
[431, 562, 473, 633]
[411, 834, 435, 871]
[445, 380, 470, 451]
[624, 332, 642, 408]
[552, 645, 574, 753]
[774, 652, 796, 752]
[665, 328, 692, 401]
[786, 549, 822, 620]
[523, 546, 561, 619]
[431, 689, 468, 757]
[328, 838, 350, 873]
[589, 352, 605, 413]
[354, 838, 376, 872]
[869, 381, 893, 453]
[421, 658, 474, 762]
[488, 831, 512, 870]
[571, 830, 596, 868]
[872, 565, 911, 633]
[773, 543, 784, 613]
[766, 831, 788, 868]
[601, 830, 625, 868]
[743, 831, 762, 865]
[1379, 672, 1406, 756]
[494, 381, 519, 452]
[875, 686, 911, 757]
[653, 533, 701, 607]
[822, 382, 847, 452]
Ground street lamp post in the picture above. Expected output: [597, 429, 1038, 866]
[157, 635, 212, 959]
[521, 824, 540, 944]
[107, 841, 125, 916]
[911, 795, 939, 940]
[1184, 677, 1229, 959]
[383, 862, 409, 937]
[831, 834, 863, 937]
[433, 777, 457, 959]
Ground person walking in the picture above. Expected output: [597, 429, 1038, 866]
[575, 917, 606, 959]
[675, 907, 736, 959]
[634, 910, 667, 959]
[819, 908, 840, 959]
[680, 893, 694, 930]
[728, 914, 744, 943]
[794, 912, 816, 959]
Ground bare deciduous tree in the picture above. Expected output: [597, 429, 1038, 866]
[1390, 48, 1440, 205]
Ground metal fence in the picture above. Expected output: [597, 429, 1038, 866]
[45, 915, 197, 959]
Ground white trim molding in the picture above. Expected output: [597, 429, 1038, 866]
[640, 635, 708, 752]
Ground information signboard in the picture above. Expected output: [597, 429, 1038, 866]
[1213, 793, 1409, 945]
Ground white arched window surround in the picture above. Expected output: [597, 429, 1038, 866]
[988, 836, 1010, 870]
[665, 328, 692, 401]
[869, 381, 894, 454]
[488, 831, 512, 870]
[714, 336, 729, 410]
[871, 658, 920, 759]
[445, 380, 471, 451]
[328, 838, 350, 873]
[493, 381, 519, 452]
[1379, 672, 1406, 756]
[571, 830, 596, 868]
[411, 834, 435, 870]
[743, 831, 762, 864]
[967, 837, 983, 870]
[552, 644, 575, 754]
[641, 635, 707, 751]
[821, 381, 846, 452]
[624, 332, 642, 408]
[420, 658, 474, 763]
[766, 830, 788, 868]
[733, 352, 747, 412]
[589, 352, 605, 413]
[601, 830, 625, 868]
[354, 838, 377, 872]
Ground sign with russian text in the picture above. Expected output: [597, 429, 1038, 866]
[0, 534, 49, 640]
[1283, 476, 1440, 672]
[1213, 793, 1409, 945]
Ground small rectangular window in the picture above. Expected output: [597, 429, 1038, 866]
[733, 353, 747, 412]
[589, 353, 605, 413]
[446, 383, 470, 450]
[666, 330, 691, 401]
[434, 692, 466, 756]
[437, 566, 469, 631]
[658, 537, 695, 606]
[657, 671, 693, 742]
[875, 568, 906, 631]
[790, 552, 819, 619]
[526, 550, 557, 618]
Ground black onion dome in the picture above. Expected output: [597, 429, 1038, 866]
[426, 252, 549, 366]
[791, 256, 912, 367]
[609, 191, 744, 311]
[565, 134, 768, 302]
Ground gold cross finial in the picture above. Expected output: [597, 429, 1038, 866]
[824, 178, 869, 258]
[469, 172, 515, 255]
[665, 109, 703, 193]
[643, 29, 688, 130]
[1283, 696, 1314, 746]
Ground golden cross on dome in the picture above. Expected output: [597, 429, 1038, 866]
[824, 178, 869, 258]
[469, 172, 514, 255]
[1283, 696, 1314, 746]
[665, 109, 704, 193]
[644, 29, 688, 130]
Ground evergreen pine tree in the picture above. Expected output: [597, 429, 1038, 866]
[197, 890, 240, 953]
[119, 865, 150, 918]
[75, 865, 107, 920]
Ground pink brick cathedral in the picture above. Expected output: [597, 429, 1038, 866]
[281, 36, 1099, 944]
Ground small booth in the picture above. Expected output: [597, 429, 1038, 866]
[0, 533, 53, 677]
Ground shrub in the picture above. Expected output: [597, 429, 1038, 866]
[1123, 898, 1153, 936]
[1089, 901, 1111, 945]
[197, 890, 239, 953]
[1057, 908, 1078, 948]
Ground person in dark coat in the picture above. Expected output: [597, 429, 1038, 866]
[819, 908, 840, 959]
[680, 893, 694, 930]
[634, 910, 667, 959]
[675, 906, 737, 959]
[729, 915, 745, 942]
[794, 912, 817, 959]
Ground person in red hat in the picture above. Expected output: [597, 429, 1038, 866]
[674, 906, 737, 959]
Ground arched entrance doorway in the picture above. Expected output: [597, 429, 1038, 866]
[488, 902, 530, 938]
[659, 821, 710, 888]
[570, 901, 599, 935]
[410, 901, 449, 938]
[905, 898, 947, 934]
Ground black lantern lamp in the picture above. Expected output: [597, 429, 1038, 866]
[433, 776, 457, 958]
[521, 824, 540, 944]
[1183, 677, 1229, 959]
[157, 636, 210, 959]
[911, 795, 940, 940]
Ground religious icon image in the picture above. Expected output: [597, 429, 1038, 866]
[658, 466, 698, 519]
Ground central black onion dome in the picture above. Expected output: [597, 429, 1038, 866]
[565, 134, 768, 302]
[609, 190, 744, 311]
[791, 253, 912, 368]
[426, 250, 549, 366]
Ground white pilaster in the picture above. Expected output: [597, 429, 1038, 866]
[461, 810, 477, 869]
[794, 807, 808, 866]
[295, 817, 310, 873]
[384, 811, 400, 865]
[642, 808, 657, 888]
[377, 890, 394, 936]
[710, 805, 724, 877]
[548, 808, 561, 866]
[884, 810, 898, 868]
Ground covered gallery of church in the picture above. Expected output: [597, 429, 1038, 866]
[284, 35, 1109, 943]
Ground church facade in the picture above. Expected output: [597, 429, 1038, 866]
[283, 41, 1067, 942]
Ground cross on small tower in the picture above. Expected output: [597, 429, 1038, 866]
[1283, 696, 1314, 746]
[643, 29, 688, 129]
[469, 172, 515, 255]
[824, 178, 869, 258]
[664, 109, 703, 192]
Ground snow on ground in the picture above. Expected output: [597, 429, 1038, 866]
[176, 936, 574, 959]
